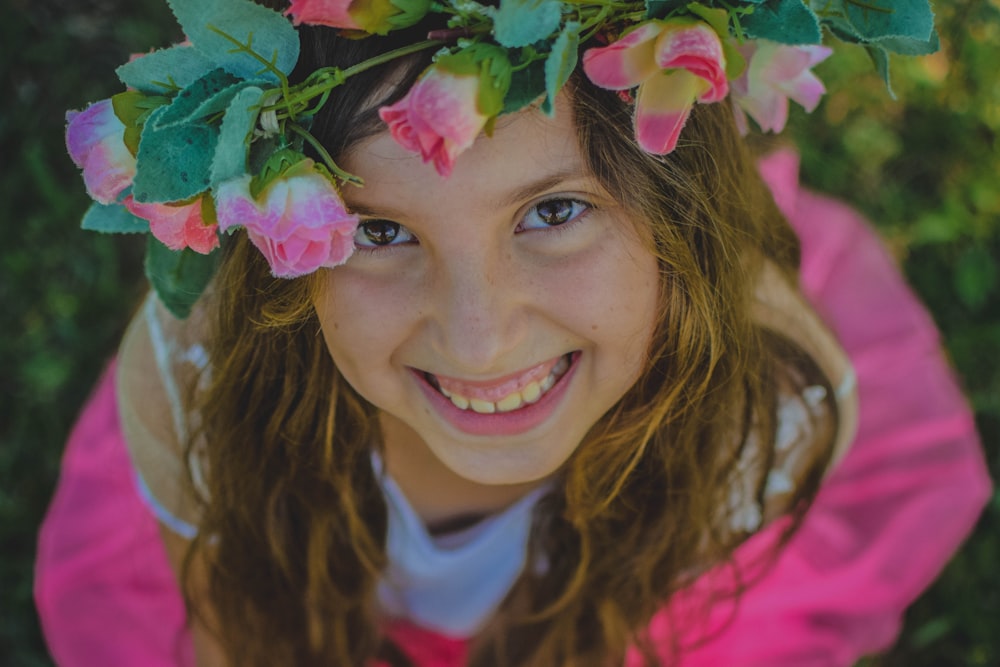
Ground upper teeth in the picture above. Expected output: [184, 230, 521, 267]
[439, 355, 570, 414]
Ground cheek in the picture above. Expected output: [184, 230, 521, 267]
[556, 229, 661, 355]
[312, 269, 416, 380]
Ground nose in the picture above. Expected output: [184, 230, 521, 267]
[427, 245, 526, 374]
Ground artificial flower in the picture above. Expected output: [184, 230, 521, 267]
[215, 159, 358, 278]
[582, 20, 728, 154]
[65, 99, 137, 205]
[126, 196, 220, 255]
[379, 48, 509, 177]
[730, 41, 832, 134]
[286, 0, 430, 34]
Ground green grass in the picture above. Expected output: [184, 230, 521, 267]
[2, 0, 997, 665]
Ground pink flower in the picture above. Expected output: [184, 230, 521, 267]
[215, 159, 358, 278]
[583, 20, 729, 154]
[286, 0, 361, 29]
[126, 196, 219, 255]
[65, 99, 136, 205]
[379, 64, 488, 177]
[286, 0, 429, 34]
[730, 41, 832, 134]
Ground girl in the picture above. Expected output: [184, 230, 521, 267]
[38, 0, 990, 665]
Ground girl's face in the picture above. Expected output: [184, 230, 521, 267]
[313, 98, 660, 490]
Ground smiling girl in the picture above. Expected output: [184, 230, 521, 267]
[38, 1, 990, 666]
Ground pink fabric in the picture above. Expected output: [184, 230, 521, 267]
[35, 360, 194, 667]
[36, 150, 991, 666]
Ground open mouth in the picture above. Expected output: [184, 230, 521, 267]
[422, 352, 576, 415]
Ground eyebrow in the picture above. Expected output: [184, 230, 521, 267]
[344, 167, 593, 220]
[487, 168, 589, 211]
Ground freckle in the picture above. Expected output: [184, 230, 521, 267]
[591, 324, 598, 331]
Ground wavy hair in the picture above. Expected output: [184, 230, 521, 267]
[182, 20, 837, 667]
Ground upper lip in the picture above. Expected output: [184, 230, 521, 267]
[413, 353, 571, 398]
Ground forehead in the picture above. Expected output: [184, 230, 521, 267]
[339, 97, 592, 210]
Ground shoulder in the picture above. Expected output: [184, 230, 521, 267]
[117, 293, 213, 534]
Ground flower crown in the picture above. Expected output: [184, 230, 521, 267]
[67, 0, 938, 318]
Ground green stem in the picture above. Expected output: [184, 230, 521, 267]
[287, 123, 363, 186]
[279, 39, 445, 119]
[342, 39, 445, 78]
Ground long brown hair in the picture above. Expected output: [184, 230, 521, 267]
[182, 22, 836, 667]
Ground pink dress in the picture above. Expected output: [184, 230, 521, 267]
[35, 150, 991, 667]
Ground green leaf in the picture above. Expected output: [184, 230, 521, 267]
[211, 86, 264, 186]
[493, 0, 563, 48]
[166, 0, 300, 83]
[503, 59, 546, 114]
[742, 0, 822, 45]
[113, 91, 169, 155]
[865, 44, 895, 97]
[133, 107, 219, 203]
[686, 3, 729, 37]
[954, 244, 998, 311]
[145, 236, 220, 319]
[153, 69, 241, 129]
[81, 202, 150, 234]
[872, 29, 939, 56]
[542, 22, 579, 116]
[116, 44, 216, 94]
[836, 0, 935, 43]
[437, 45, 512, 117]
[250, 148, 306, 198]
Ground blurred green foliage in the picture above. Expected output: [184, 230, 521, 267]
[792, 3, 1000, 663]
[2, 0, 996, 665]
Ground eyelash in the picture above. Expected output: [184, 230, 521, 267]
[351, 197, 595, 256]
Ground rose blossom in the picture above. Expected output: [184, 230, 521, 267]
[379, 63, 489, 177]
[285, 0, 361, 29]
[583, 20, 728, 154]
[126, 196, 219, 255]
[215, 159, 358, 277]
[286, 0, 429, 34]
[730, 41, 832, 134]
[65, 99, 136, 205]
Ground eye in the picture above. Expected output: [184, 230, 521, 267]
[354, 220, 416, 248]
[517, 198, 591, 232]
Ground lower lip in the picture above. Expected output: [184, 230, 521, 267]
[412, 353, 580, 437]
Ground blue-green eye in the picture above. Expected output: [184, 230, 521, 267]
[354, 220, 415, 248]
[517, 198, 591, 232]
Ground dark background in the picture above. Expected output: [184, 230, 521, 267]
[2, 0, 997, 664]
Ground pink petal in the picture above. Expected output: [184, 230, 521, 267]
[81, 143, 137, 205]
[653, 23, 728, 103]
[285, 0, 361, 29]
[582, 22, 664, 90]
[66, 99, 136, 205]
[634, 70, 701, 154]
[780, 70, 827, 113]
[379, 69, 487, 177]
[215, 161, 357, 276]
[214, 175, 256, 233]
[126, 197, 219, 254]
[732, 101, 750, 136]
